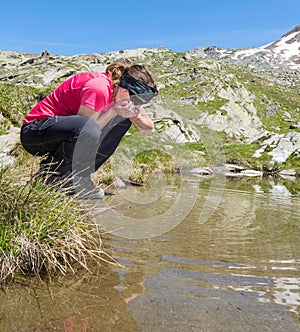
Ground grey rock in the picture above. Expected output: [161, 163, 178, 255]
[180, 167, 213, 177]
[279, 169, 297, 179]
[0, 127, 20, 168]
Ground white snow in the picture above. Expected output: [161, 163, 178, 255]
[190, 26, 300, 71]
[261, 31, 300, 64]
[232, 48, 261, 60]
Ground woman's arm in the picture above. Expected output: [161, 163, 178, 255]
[77, 105, 117, 128]
[78, 102, 155, 135]
[129, 107, 155, 135]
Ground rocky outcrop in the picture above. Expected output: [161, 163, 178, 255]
[0, 127, 20, 168]
[253, 132, 300, 163]
[196, 85, 263, 139]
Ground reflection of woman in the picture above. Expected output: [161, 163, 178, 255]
[20, 63, 158, 199]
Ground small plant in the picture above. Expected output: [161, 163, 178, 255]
[133, 149, 174, 173]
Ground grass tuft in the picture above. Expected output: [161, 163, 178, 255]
[0, 164, 116, 284]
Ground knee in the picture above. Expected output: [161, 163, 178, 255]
[76, 118, 102, 142]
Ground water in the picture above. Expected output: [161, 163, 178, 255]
[1, 175, 300, 331]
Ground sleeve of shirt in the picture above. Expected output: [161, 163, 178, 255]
[80, 77, 111, 114]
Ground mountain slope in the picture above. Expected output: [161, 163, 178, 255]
[0, 28, 300, 172]
[263, 25, 300, 66]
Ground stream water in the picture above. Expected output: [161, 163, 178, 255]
[1, 175, 300, 331]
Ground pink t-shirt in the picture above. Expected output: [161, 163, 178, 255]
[23, 72, 114, 124]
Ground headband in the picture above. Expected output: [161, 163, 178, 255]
[119, 71, 157, 105]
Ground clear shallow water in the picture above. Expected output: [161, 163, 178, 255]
[1, 176, 300, 331]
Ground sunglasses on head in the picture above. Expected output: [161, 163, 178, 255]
[119, 72, 157, 105]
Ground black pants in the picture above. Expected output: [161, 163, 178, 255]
[20, 115, 131, 176]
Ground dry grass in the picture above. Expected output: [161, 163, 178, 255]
[0, 164, 117, 284]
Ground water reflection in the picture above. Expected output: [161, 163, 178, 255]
[0, 266, 140, 331]
[101, 175, 300, 331]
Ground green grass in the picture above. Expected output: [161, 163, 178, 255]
[0, 82, 57, 132]
[0, 83, 37, 125]
[281, 151, 300, 174]
[130, 149, 175, 183]
[196, 95, 228, 115]
[223, 141, 271, 170]
[0, 128, 8, 136]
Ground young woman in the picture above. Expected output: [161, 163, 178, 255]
[20, 63, 158, 199]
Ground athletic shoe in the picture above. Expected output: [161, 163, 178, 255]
[34, 170, 104, 200]
[71, 176, 105, 200]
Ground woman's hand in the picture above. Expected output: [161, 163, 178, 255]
[114, 87, 155, 135]
[114, 100, 141, 119]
